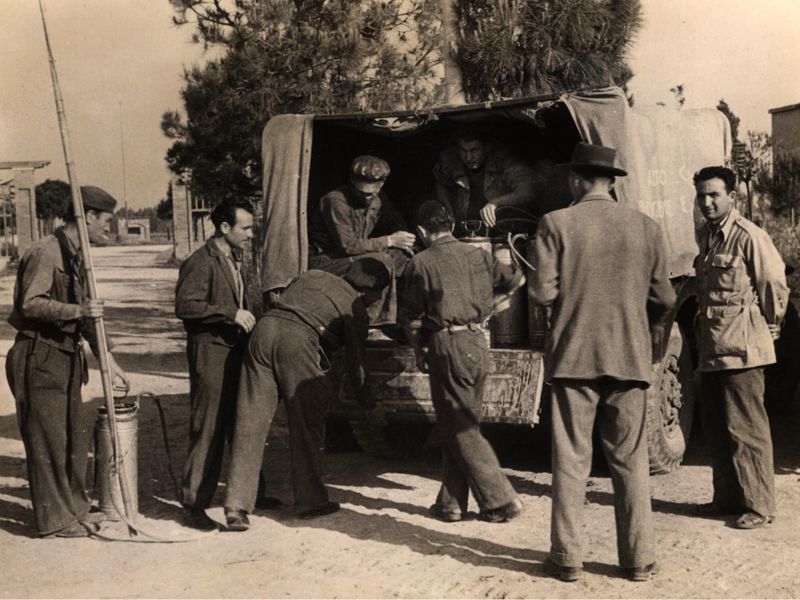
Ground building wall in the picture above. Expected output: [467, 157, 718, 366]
[771, 105, 800, 159]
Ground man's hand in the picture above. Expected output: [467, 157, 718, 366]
[768, 323, 781, 340]
[81, 298, 104, 319]
[387, 231, 416, 254]
[480, 203, 498, 228]
[234, 309, 256, 333]
[107, 353, 130, 393]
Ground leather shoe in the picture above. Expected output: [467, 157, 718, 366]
[182, 507, 217, 531]
[224, 508, 251, 531]
[428, 503, 463, 523]
[543, 558, 582, 582]
[255, 495, 283, 510]
[298, 501, 340, 520]
[623, 561, 660, 582]
[478, 497, 524, 523]
[692, 502, 741, 517]
[49, 521, 99, 538]
[81, 510, 107, 525]
[734, 512, 773, 529]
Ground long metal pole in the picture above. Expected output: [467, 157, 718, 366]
[38, 0, 137, 534]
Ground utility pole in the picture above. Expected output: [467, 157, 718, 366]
[439, 0, 465, 105]
[120, 101, 128, 234]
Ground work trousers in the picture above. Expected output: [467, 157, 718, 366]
[308, 250, 408, 326]
[181, 341, 243, 509]
[550, 378, 654, 569]
[427, 329, 517, 513]
[6, 335, 91, 535]
[225, 315, 331, 513]
[699, 367, 774, 518]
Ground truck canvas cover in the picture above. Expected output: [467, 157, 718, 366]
[259, 86, 731, 293]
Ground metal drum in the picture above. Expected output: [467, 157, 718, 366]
[95, 402, 139, 521]
[460, 236, 493, 346]
[526, 239, 549, 350]
[491, 240, 528, 347]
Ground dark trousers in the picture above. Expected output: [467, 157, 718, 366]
[6, 335, 90, 535]
[699, 367, 774, 517]
[181, 341, 243, 508]
[308, 250, 408, 325]
[427, 330, 517, 513]
[226, 316, 331, 513]
[550, 378, 654, 569]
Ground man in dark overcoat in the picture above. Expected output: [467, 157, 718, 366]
[400, 201, 525, 524]
[175, 198, 278, 529]
[530, 143, 675, 582]
[6, 186, 128, 537]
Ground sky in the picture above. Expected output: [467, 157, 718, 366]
[1, 0, 799, 210]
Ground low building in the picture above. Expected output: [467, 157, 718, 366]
[769, 102, 800, 159]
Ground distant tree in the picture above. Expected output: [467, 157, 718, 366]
[717, 98, 741, 142]
[451, 0, 642, 101]
[34, 179, 71, 222]
[670, 84, 685, 108]
[164, 0, 445, 205]
[764, 152, 800, 216]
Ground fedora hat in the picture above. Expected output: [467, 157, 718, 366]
[562, 142, 627, 177]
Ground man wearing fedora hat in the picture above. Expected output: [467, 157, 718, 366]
[308, 155, 416, 327]
[530, 143, 675, 582]
[6, 185, 129, 538]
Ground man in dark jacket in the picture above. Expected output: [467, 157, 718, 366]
[530, 143, 675, 582]
[400, 201, 525, 525]
[175, 198, 278, 530]
[223, 260, 388, 530]
[308, 155, 416, 326]
[6, 186, 128, 538]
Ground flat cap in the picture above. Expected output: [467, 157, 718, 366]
[351, 155, 391, 182]
[80, 185, 118, 213]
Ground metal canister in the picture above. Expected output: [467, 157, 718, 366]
[491, 240, 528, 347]
[526, 239, 549, 350]
[95, 402, 139, 521]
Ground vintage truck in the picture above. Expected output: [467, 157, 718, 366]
[254, 86, 795, 474]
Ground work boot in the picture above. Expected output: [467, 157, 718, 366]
[478, 497, 524, 523]
[182, 507, 217, 531]
[543, 558, 582, 583]
[428, 503, 463, 523]
[224, 507, 251, 532]
[623, 562, 660, 582]
[47, 521, 99, 538]
[734, 512, 773, 529]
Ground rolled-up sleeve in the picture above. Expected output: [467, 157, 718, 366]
[529, 216, 560, 305]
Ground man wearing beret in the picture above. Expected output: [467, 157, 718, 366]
[223, 260, 387, 529]
[530, 143, 675, 582]
[6, 185, 129, 538]
[308, 155, 416, 326]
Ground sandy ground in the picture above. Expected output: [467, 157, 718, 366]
[1, 244, 800, 599]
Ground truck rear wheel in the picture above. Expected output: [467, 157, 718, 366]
[647, 323, 695, 475]
[349, 421, 434, 458]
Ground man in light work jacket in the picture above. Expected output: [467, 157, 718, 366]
[692, 166, 789, 529]
[6, 186, 128, 537]
[530, 143, 675, 582]
[175, 198, 279, 530]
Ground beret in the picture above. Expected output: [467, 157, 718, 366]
[351, 155, 391, 182]
[80, 185, 118, 213]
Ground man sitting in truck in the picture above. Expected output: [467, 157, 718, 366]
[308, 154, 416, 327]
[433, 127, 538, 236]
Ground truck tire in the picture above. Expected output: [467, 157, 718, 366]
[349, 421, 434, 458]
[647, 322, 695, 475]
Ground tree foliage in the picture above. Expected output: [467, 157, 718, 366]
[34, 179, 71, 221]
[451, 0, 642, 101]
[164, 0, 445, 204]
[717, 98, 741, 143]
[764, 153, 800, 216]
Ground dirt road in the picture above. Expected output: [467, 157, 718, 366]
[1, 244, 799, 599]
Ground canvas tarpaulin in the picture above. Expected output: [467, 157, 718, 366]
[260, 114, 314, 294]
[562, 87, 732, 278]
